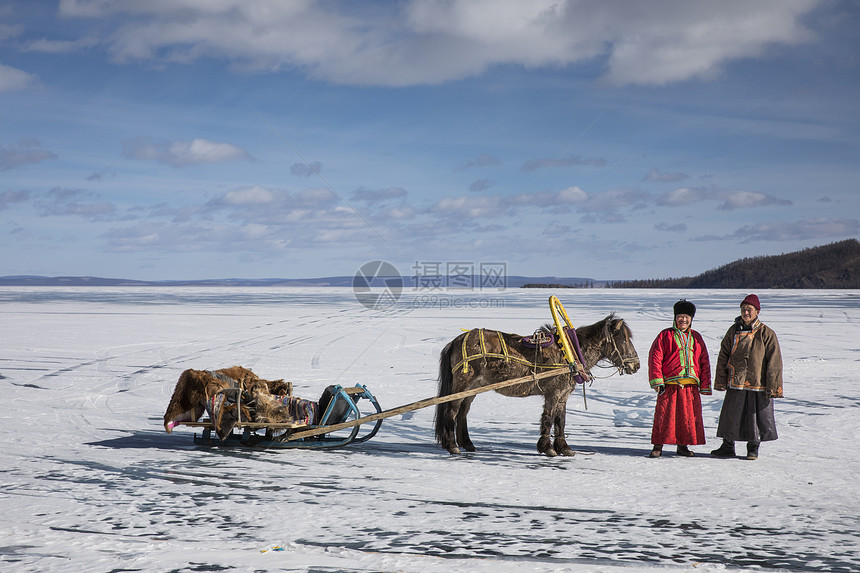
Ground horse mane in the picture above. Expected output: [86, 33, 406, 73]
[541, 313, 632, 344]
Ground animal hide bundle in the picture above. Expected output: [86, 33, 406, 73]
[163, 366, 295, 439]
[253, 393, 320, 426]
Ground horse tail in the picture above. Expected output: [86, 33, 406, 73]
[434, 339, 457, 444]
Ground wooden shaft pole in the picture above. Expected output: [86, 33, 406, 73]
[285, 366, 572, 441]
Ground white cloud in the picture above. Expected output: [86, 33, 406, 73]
[377, 205, 417, 221]
[643, 167, 689, 183]
[522, 154, 606, 173]
[352, 186, 408, 203]
[509, 186, 589, 209]
[55, 0, 822, 87]
[200, 185, 351, 236]
[655, 222, 687, 232]
[0, 140, 57, 169]
[657, 187, 793, 210]
[219, 186, 278, 206]
[0, 21, 23, 43]
[602, 0, 818, 86]
[460, 153, 501, 170]
[122, 137, 251, 167]
[469, 179, 494, 192]
[430, 195, 509, 219]
[429, 185, 591, 220]
[732, 218, 859, 241]
[22, 36, 99, 54]
[561, 187, 650, 223]
[0, 62, 35, 92]
[657, 187, 709, 206]
[578, 187, 649, 212]
[0, 189, 31, 210]
[86, 168, 116, 182]
[208, 185, 339, 213]
[35, 188, 116, 221]
[0, 19, 36, 91]
[102, 221, 228, 252]
[557, 185, 589, 204]
[717, 190, 793, 210]
[542, 223, 572, 235]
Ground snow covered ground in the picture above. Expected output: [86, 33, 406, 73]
[1, 287, 858, 573]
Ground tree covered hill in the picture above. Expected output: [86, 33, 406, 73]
[614, 239, 860, 289]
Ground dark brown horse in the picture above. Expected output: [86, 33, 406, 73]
[435, 315, 640, 456]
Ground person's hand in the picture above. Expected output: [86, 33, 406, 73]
[656, 385, 666, 395]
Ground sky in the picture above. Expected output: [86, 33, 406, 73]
[1, 0, 859, 282]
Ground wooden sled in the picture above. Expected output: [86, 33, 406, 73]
[178, 384, 383, 449]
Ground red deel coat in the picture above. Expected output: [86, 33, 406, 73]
[648, 328, 712, 394]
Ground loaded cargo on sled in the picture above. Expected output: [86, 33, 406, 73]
[163, 366, 382, 449]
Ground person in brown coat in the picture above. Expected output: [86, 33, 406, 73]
[711, 294, 784, 460]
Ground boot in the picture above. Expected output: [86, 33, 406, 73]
[649, 445, 663, 458]
[746, 442, 760, 460]
[676, 445, 694, 457]
[710, 440, 736, 458]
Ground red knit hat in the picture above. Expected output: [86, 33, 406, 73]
[741, 294, 760, 311]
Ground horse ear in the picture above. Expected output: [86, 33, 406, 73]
[613, 319, 623, 331]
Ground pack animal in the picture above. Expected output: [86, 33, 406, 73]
[435, 315, 639, 456]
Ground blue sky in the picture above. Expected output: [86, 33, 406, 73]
[1, 0, 858, 281]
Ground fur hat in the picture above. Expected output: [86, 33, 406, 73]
[673, 299, 696, 318]
[741, 294, 760, 311]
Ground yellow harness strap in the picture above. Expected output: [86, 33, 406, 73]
[453, 328, 569, 375]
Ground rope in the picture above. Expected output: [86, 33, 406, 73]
[531, 329, 543, 393]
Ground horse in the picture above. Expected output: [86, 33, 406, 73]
[435, 314, 640, 456]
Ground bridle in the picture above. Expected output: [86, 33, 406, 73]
[597, 323, 638, 377]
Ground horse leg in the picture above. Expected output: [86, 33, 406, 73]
[436, 398, 463, 455]
[455, 395, 477, 452]
[552, 397, 575, 456]
[537, 398, 558, 457]
[435, 342, 464, 455]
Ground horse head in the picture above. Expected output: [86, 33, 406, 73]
[602, 314, 640, 375]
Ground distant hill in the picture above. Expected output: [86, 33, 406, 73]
[0, 274, 598, 288]
[614, 239, 860, 289]
[5, 240, 857, 288]
[0, 276, 354, 287]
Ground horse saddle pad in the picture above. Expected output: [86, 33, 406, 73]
[521, 331, 556, 349]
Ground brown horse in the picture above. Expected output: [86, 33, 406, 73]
[435, 314, 640, 456]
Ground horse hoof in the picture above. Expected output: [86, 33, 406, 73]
[559, 448, 575, 457]
[544, 448, 558, 457]
[447, 447, 461, 455]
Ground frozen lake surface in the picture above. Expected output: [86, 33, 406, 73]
[1, 287, 858, 572]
